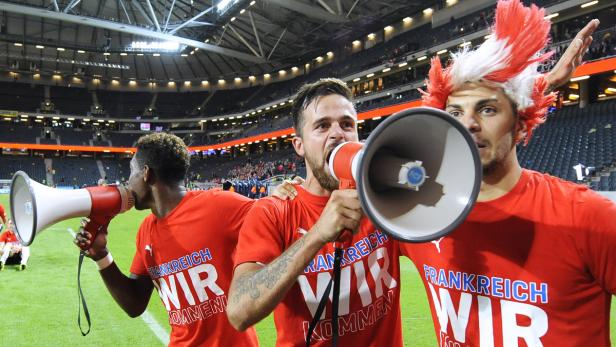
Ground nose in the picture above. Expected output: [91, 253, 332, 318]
[328, 122, 346, 141]
[459, 113, 480, 133]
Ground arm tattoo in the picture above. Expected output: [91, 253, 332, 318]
[231, 235, 308, 304]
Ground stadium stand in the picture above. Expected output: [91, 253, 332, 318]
[0, 156, 46, 183]
[50, 157, 101, 187]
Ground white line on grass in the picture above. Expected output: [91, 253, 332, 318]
[66, 228, 170, 346]
[141, 310, 171, 345]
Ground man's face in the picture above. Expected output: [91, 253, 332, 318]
[127, 155, 150, 210]
[293, 94, 359, 191]
[445, 83, 520, 175]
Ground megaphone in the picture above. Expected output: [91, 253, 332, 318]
[10, 171, 134, 247]
[328, 107, 481, 243]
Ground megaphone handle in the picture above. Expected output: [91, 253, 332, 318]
[80, 219, 108, 251]
[334, 179, 355, 248]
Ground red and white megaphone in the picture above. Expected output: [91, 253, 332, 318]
[328, 107, 481, 243]
[10, 171, 134, 247]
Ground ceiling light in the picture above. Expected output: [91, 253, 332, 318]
[581, 1, 598, 8]
[36, 45, 45, 49]
[57, 47, 65, 51]
[366, 73, 374, 78]
[398, 62, 408, 67]
[384, 26, 393, 31]
[403, 17, 412, 23]
[437, 49, 448, 55]
[417, 55, 427, 61]
[103, 52, 111, 56]
[120, 52, 127, 56]
[14, 43, 23, 47]
[153, 53, 160, 56]
[382, 67, 391, 73]
[570, 75, 590, 82]
[423, 8, 433, 15]
[181, 54, 188, 57]
[367, 33, 376, 40]
[352, 40, 361, 46]
[352, 77, 360, 82]
[544, 13, 559, 20]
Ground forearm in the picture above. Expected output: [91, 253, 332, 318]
[228, 231, 326, 330]
[99, 262, 153, 317]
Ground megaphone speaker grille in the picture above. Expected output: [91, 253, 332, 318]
[357, 107, 481, 243]
[10, 171, 37, 246]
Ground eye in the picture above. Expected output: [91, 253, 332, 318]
[480, 107, 497, 116]
[342, 121, 354, 129]
[316, 122, 329, 130]
[448, 110, 462, 118]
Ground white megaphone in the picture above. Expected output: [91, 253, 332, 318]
[10, 171, 134, 247]
[328, 107, 481, 243]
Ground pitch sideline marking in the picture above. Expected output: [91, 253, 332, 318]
[67, 228, 170, 345]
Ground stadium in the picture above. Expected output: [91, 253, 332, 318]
[0, 0, 616, 346]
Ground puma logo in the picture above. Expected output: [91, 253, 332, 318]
[297, 227, 308, 235]
[431, 237, 444, 253]
[145, 244, 153, 256]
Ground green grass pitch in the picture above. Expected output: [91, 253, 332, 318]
[0, 194, 614, 346]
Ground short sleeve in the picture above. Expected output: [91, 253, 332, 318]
[234, 198, 285, 267]
[576, 190, 616, 293]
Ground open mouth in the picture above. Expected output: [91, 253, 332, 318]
[325, 144, 339, 162]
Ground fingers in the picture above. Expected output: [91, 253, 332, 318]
[291, 176, 305, 185]
[574, 19, 599, 42]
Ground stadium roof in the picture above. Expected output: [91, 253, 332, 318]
[0, 0, 438, 81]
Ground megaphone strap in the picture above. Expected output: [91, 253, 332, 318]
[77, 251, 92, 336]
[305, 247, 344, 347]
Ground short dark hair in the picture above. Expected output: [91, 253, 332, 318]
[291, 78, 353, 137]
[135, 133, 190, 184]
[222, 181, 233, 190]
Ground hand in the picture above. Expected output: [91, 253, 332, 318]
[311, 189, 363, 244]
[271, 176, 305, 200]
[73, 218, 109, 260]
[546, 19, 599, 90]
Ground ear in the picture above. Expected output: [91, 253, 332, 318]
[143, 165, 156, 185]
[292, 136, 305, 157]
[514, 119, 528, 143]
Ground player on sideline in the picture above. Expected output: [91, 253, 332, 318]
[227, 78, 404, 346]
[0, 221, 30, 271]
[75, 133, 298, 346]
[401, 1, 616, 345]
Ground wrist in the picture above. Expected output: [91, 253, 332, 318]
[95, 252, 113, 271]
[310, 224, 333, 246]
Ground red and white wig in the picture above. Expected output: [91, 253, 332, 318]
[421, 0, 556, 144]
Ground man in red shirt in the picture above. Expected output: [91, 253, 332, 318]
[75, 133, 259, 347]
[0, 221, 30, 271]
[228, 78, 403, 346]
[401, 1, 615, 345]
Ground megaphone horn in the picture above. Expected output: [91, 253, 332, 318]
[328, 107, 482, 243]
[10, 171, 134, 247]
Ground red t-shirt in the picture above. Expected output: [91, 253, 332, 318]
[402, 169, 616, 346]
[0, 230, 17, 243]
[235, 185, 403, 347]
[130, 190, 259, 347]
